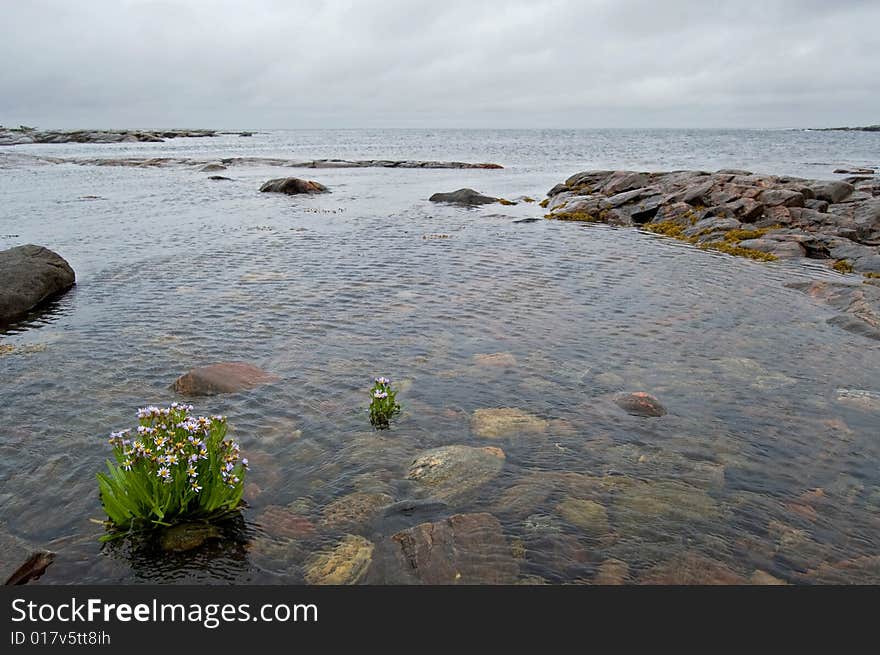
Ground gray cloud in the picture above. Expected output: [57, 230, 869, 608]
[1, 0, 877, 128]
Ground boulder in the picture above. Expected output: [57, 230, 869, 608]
[406, 445, 504, 503]
[810, 181, 854, 204]
[172, 362, 280, 395]
[757, 188, 803, 208]
[384, 512, 518, 584]
[429, 188, 499, 205]
[612, 391, 667, 417]
[259, 178, 328, 194]
[0, 245, 75, 324]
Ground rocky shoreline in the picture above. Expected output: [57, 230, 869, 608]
[541, 169, 879, 270]
[0, 126, 253, 145]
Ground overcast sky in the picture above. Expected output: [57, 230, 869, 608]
[1, 0, 878, 129]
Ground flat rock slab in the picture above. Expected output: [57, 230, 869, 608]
[382, 512, 518, 584]
[259, 178, 328, 194]
[172, 361, 280, 395]
[0, 244, 75, 324]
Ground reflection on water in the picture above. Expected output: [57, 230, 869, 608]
[0, 130, 879, 584]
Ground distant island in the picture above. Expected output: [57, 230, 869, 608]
[0, 126, 254, 145]
[814, 125, 880, 132]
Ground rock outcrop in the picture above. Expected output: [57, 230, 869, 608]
[0, 244, 75, 324]
[543, 169, 880, 272]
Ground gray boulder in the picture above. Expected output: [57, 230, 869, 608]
[810, 181, 854, 204]
[0, 245, 75, 324]
[429, 188, 499, 205]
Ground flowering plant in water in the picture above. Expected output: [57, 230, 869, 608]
[369, 376, 401, 428]
[96, 403, 248, 539]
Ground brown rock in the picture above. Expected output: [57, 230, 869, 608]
[172, 362, 279, 395]
[612, 391, 667, 417]
[256, 505, 316, 540]
[259, 177, 328, 194]
[388, 512, 518, 584]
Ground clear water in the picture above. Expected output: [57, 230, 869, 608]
[1, 129, 878, 584]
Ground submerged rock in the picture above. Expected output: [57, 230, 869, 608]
[172, 361, 280, 395]
[615, 480, 720, 532]
[320, 492, 393, 529]
[492, 478, 555, 518]
[641, 553, 746, 584]
[385, 512, 518, 584]
[256, 505, 316, 540]
[304, 534, 374, 585]
[471, 407, 549, 438]
[834, 388, 880, 413]
[594, 558, 629, 585]
[472, 352, 518, 368]
[555, 498, 610, 538]
[788, 281, 880, 341]
[259, 177, 328, 195]
[429, 188, 499, 205]
[0, 244, 75, 324]
[805, 555, 880, 585]
[612, 392, 667, 417]
[406, 444, 505, 503]
[160, 523, 221, 552]
[200, 163, 226, 172]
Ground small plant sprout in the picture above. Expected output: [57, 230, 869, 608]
[369, 376, 401, 428]
[96, 403, 248, 540]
